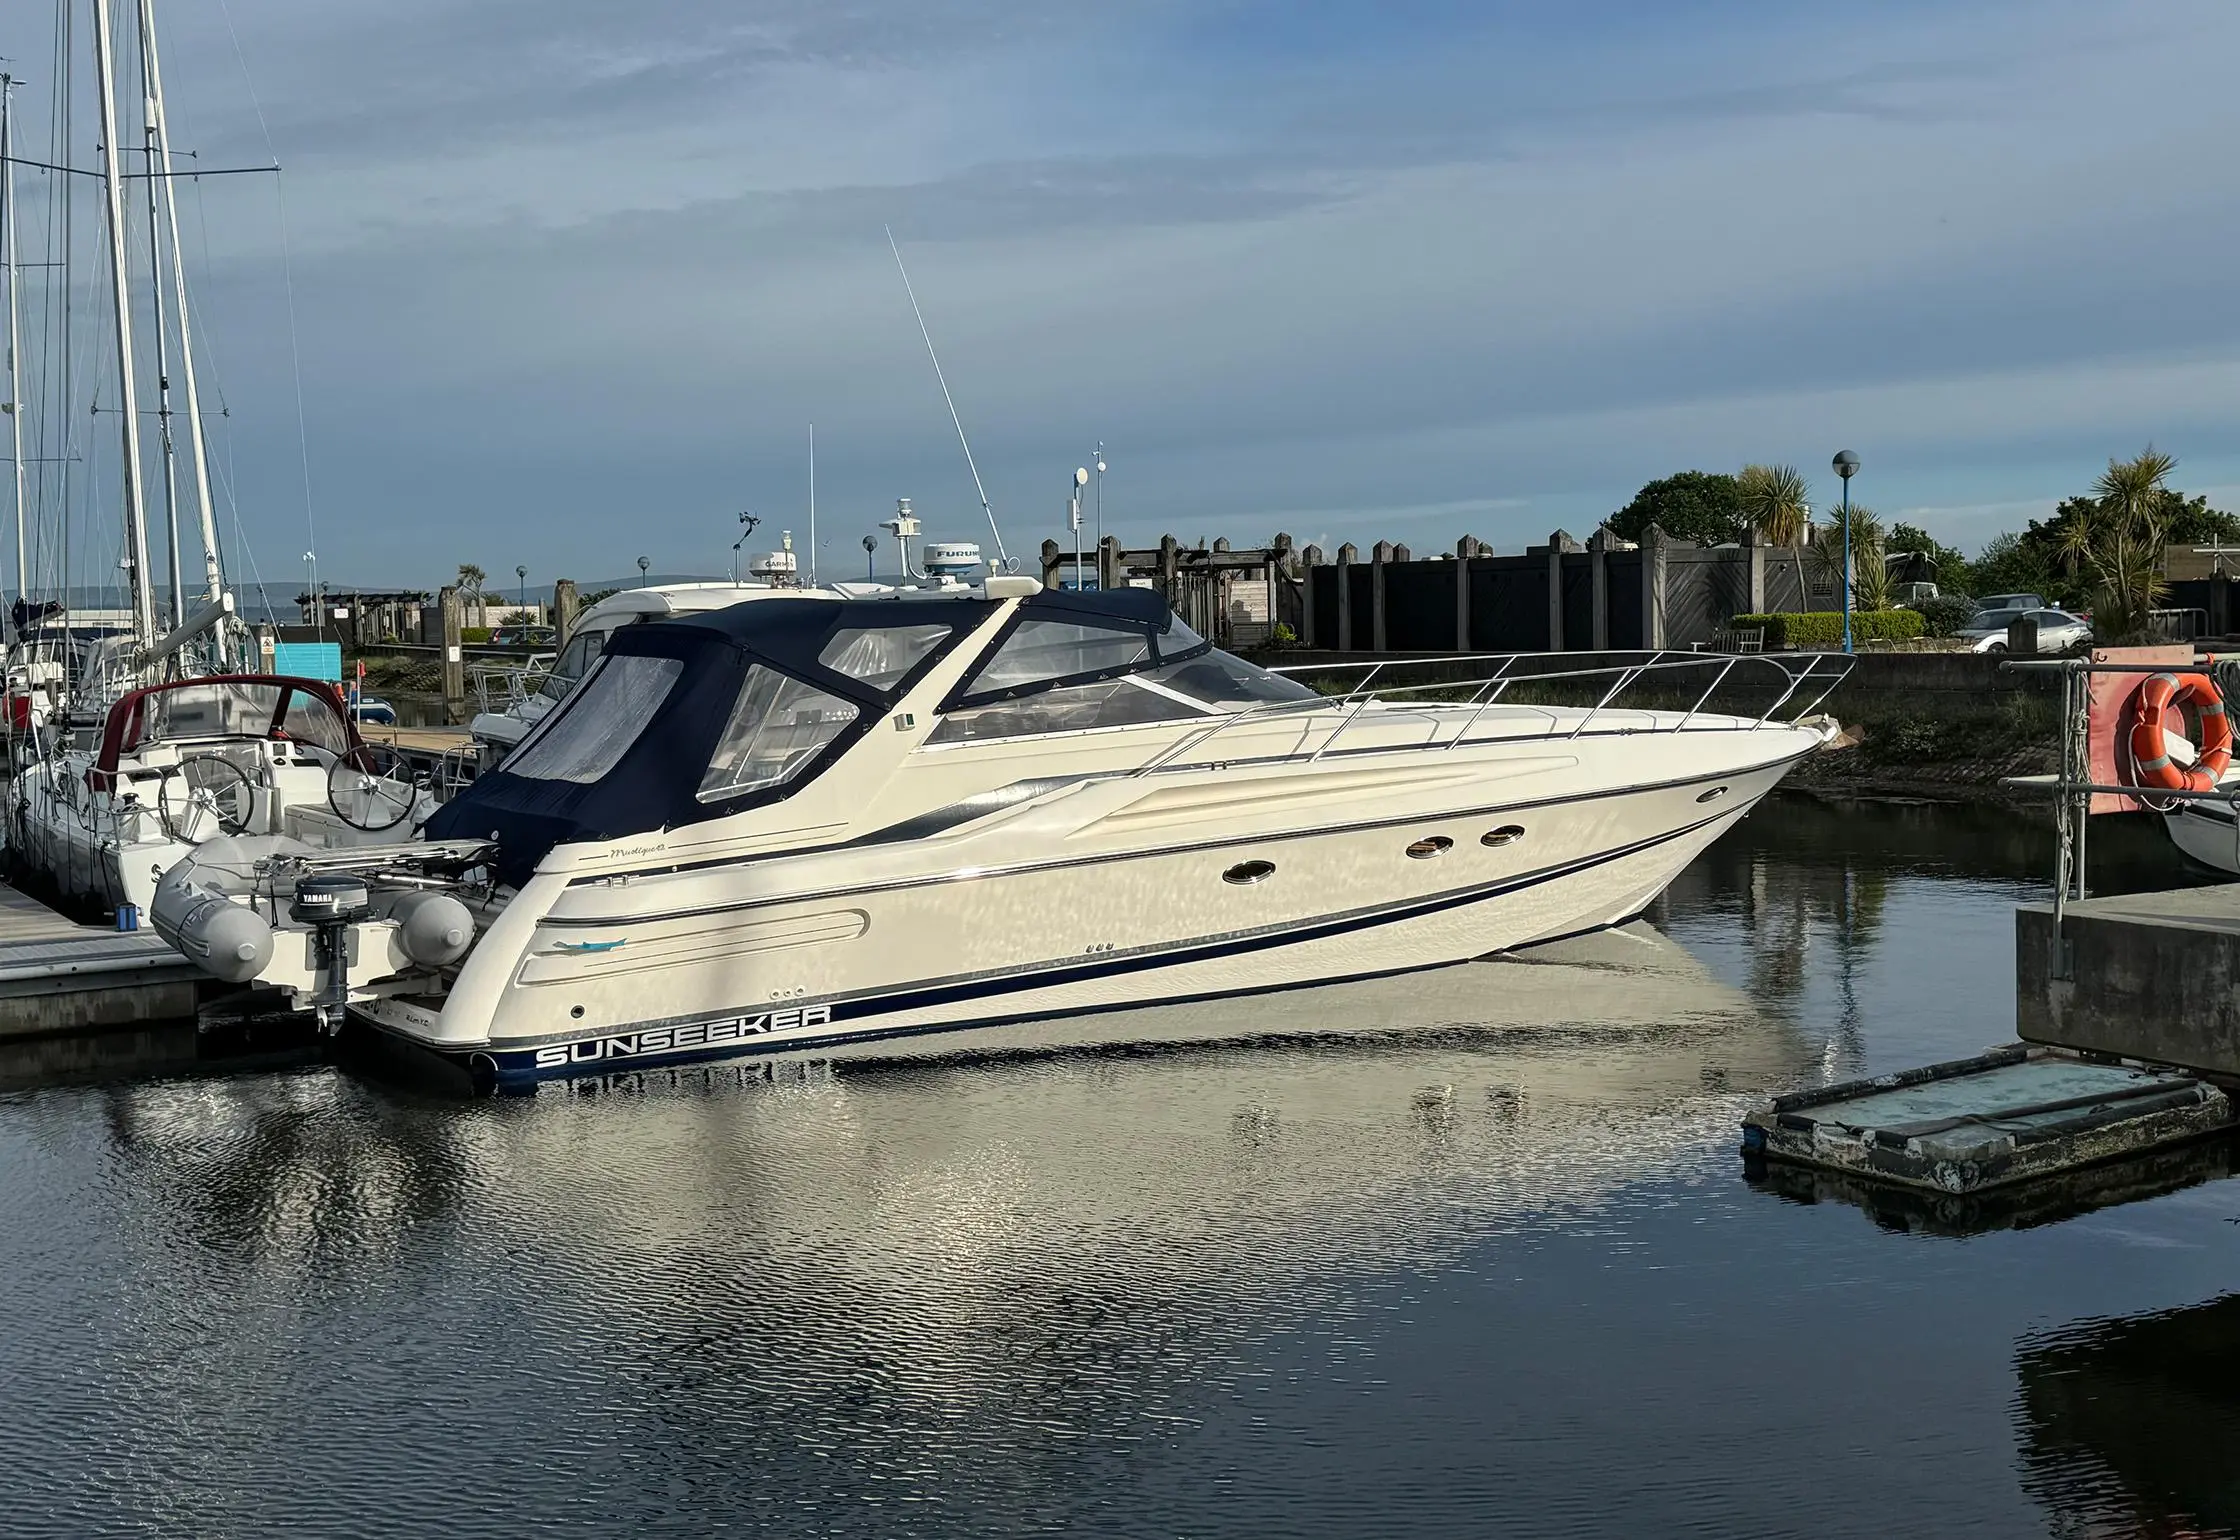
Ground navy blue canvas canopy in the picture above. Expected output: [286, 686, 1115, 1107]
[427, 595, 999, 884]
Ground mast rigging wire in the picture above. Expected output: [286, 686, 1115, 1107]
[885, 226, 1010, 573]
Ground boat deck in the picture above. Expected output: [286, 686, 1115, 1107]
[360, 724, 474, 756]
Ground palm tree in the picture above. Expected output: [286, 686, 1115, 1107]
[1738, 463, 1813, 608]
[457, 562, 487, 628]
[1809, 507, 1893, 612]
[2077, 447, 2178, 643]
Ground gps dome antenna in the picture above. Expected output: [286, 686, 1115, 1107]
[885, 226, 1013, 572]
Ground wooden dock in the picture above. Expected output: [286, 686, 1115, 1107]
[361, 723, 475, 756]
[0, 882, 203, 1035]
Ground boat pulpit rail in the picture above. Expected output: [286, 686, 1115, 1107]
[1132, 650, 1853, 778]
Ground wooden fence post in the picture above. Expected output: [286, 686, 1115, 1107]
[1546, 530, 1570, 652]
[1455, 536, 1480, 650]
[1588, 529, 1611, 652]
[440, 585, 466, 724]
[1336, 543, 1357, 652]
[553, 579, 580, 643]
[1371, 541, 1395, 652]
[1643, 527, 1669, 650]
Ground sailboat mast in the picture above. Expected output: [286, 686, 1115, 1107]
[90, 0, 158, 647]
[137, 0, 225, 643]
[136, 40, 185, 630]
[0, 76, 25, 618]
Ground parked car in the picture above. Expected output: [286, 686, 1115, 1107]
[1973, 592, 2044, 615]
[1892, 581, 1940, 606]
[489, 625, 558, 648]
[1956, 607, 2091, 654]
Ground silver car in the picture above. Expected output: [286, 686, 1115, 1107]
[1958, 607, 2091, 654]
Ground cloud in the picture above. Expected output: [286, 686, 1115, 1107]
[13, 0, 2240, 585]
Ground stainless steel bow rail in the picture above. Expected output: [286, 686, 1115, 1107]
[1133, 649, 1854, 779]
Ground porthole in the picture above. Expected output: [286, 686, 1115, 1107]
[570, 1005, 586, 1019]
[1223, 859, 1276, 885]
[1695, 785, 1730, 804]
[1481, 825, 1526, 848]
[1406, 836, 1455, 859]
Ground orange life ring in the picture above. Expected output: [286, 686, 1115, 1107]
[2129, 671, 2232, 793]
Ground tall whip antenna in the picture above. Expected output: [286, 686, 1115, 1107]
[885, 226, 1010, 571]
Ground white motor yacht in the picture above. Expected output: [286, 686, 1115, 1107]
[150, 580, 1847, 1089]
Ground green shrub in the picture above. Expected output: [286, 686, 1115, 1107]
[1729, 609, 1926, 648]
[1913, 594, 1978, 637]
[1270, 622, 1299, 647]
[462, 626, 493, 644]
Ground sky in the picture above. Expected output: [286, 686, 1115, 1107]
[13, 0, 2240, 592]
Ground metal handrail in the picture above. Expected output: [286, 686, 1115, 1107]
[1128, 649, 1853, 779]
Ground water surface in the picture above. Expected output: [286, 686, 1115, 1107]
[4, 796, 2237, 1538]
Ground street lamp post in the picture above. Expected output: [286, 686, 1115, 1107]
[1833, 450, 1860, 655]
[515, 564, 527, 614]
[637, 555, 650, 585]
[1070, 467, 1089, 591]
[861, 534, 878, 580]
[1094, 444, 1107, 569]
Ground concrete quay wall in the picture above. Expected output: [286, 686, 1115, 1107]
[2018, 890, 2240, 1078]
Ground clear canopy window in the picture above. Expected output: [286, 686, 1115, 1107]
[817, 625, 951, 691]
[507, 654, 683, 784]
[698, 666, 859, 802]
[962, 620, 1153, 700]
[126, 682, 348, 754]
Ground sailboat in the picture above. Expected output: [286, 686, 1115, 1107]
[5, 0, 431, 918]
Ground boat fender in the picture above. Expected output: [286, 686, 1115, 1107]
[2129, 672, 2233, 794]
[380, 889, 476, 968]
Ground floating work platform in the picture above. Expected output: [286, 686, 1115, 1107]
[0, 881, 204, 1035]
[1741, 1044, 2233, 1195]
[2018, 885, 2240, 1077]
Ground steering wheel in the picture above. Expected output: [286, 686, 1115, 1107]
[328, 744, 421, 833]
[158, 755, 257, 844]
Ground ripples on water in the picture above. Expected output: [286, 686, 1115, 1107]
[3, 797, 2239, 1538]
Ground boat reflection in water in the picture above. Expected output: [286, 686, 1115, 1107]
[2017, 1295, 2240, 1538]
[54, 924, 1807, 1502]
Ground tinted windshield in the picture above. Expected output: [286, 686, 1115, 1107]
[698, 666, 858, 801]
[932, 644, 1314, 743]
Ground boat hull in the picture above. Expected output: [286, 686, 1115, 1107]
[359, 749, 1792, 1089]
[2165, 800, 2240, 875]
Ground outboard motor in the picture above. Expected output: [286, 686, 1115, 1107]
[292, 873, 371, 1034]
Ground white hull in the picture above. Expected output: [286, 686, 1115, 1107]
[2164, 800, 2240, 874]
[359, 740, 1803, 1088]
